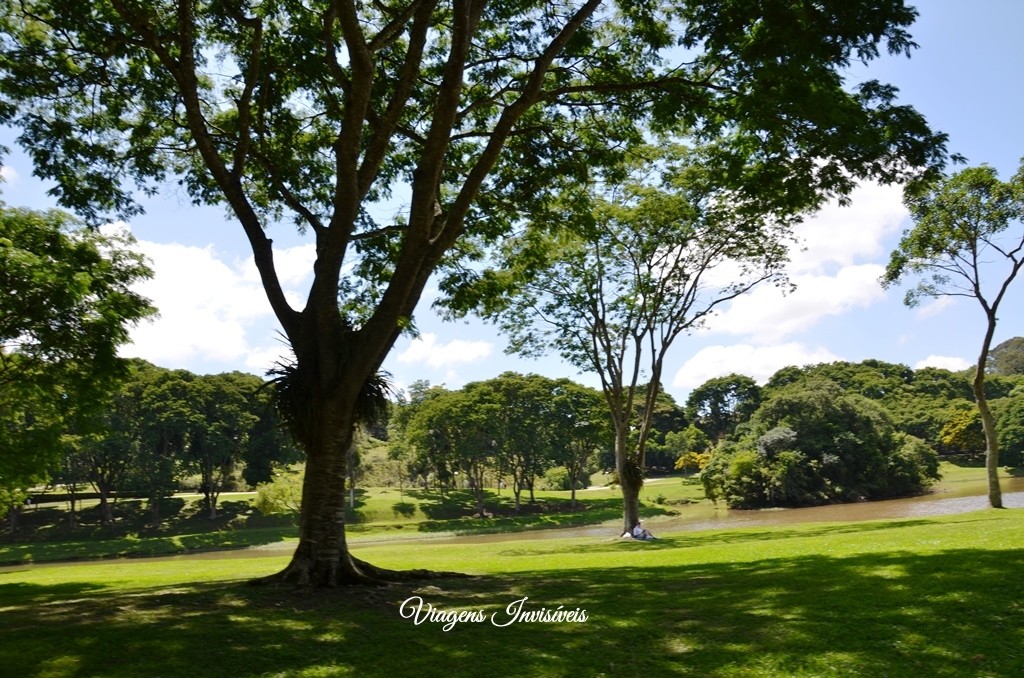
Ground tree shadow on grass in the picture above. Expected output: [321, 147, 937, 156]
[2, 543, 1023, 677]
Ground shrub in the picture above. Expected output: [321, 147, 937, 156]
[538, 466, 591, 491]
[702, 379, 941, 508]
[253, 470, 303, 515]
[882, 435, 941, 497]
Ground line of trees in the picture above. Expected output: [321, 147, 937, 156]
[384, 355, 1024, 515]
[4, 359, 301, 532]
[7, 351, 1022, 531]
[388, 373, 612, 516]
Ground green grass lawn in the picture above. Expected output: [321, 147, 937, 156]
[2, 506, 1023, 677]
[1, 472, 707, 565]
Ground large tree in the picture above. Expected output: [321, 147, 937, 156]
[0, 204, 153, 525]
[884, 160, 1024, 508]
[686, 373, 762, 441]
[1, 0, 948, 584]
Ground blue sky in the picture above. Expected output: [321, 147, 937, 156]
[2, 1, 1023, 403]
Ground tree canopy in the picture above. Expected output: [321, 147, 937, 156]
[0, 205, 153, 509]
[685, 373, 762, 441]
[989, 337, 1024, 377]
[0, 0, 950, 585]
[0, 205, 153, 383]
[702, 379, 939, 508]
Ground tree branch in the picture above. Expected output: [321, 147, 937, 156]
[358, 0, 437, 198]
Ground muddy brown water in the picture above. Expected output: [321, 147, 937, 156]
[6, 477, 1024, 570]
[436, 477, 1024, 545]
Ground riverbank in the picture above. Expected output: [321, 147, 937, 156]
[3, 462, 1020, 566]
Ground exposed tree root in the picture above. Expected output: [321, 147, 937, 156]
[251, 552, 470, 588]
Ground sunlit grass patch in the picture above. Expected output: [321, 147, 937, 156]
[5, 508, 1023, 676]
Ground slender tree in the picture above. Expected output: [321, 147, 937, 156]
[1, 0, 948, 584]
[450, 146, 798, 532]
[884, 160, 1024, 508]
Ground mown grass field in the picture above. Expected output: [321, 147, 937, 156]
[2, 464, 1022, 676]
[2, 507, 1023, 677]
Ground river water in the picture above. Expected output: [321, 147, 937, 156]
[5, 477, 1024, 569]
[344, 475, 1024, 547]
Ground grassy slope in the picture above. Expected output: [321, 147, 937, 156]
[2, 507, 1023, 677]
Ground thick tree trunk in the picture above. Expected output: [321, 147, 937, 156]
[273, 443, 367, 584]
[620, 475, 641, 535]
[263, 386, 457, 587]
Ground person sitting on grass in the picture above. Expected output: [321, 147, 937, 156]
[631, 520, 655, 540]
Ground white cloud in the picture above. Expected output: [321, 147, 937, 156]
[914, 355, 971, 371]
[0, 165, 18, 184]
[705, 264, 886, 342]
[396, 332, 493, 369]
[243, 243, 316, 288]
[244, 342, 294, 373]
[96, 220, 324, 374]
[122, 240, 271, 364]
[789, 182, 907, 274]
[690, 184, 906, 344]
[673, 343, 842, 389]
